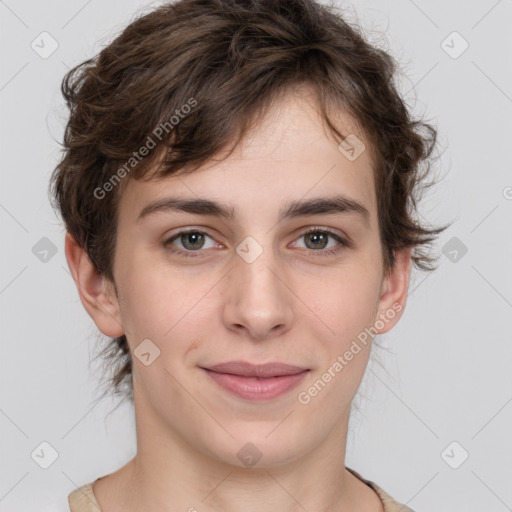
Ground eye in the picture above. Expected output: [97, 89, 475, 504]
[163, 229, 218, 257]
[163, 227, 349, 258]
[291, 227, 349, 257]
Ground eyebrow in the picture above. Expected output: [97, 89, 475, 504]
[136, 194, 370, 227]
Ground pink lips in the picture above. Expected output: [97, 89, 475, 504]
[201, 361, 309, 401]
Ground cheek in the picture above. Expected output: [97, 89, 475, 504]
[116, 254, 217, 358]
[309, 264, 382, 344]
[296, 273, 381, 412]
[114, 253, 179, 342]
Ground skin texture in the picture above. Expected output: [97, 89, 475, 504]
[65, 86, 411, 512]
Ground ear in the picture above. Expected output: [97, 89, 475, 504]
[64, 232, 125, 337]
[374, 247, 412, 334]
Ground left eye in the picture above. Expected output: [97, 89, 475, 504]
[293, 229, 343, 251]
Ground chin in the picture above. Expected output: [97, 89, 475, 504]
[204, 427, 310, 470]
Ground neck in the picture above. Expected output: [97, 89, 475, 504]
[93, 384, 382, 512]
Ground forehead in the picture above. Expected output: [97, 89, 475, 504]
[117, 87, 377, 228]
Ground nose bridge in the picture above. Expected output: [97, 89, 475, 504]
[224, 233, 293, 339]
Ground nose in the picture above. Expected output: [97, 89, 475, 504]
[222, 238, 294, 341]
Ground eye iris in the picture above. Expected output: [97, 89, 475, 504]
[305, 232, 328, 250]
[181, 232, 204, 250]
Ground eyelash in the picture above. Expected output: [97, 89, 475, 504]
[162, 227, 350, 259]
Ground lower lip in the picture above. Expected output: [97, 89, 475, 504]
[202, 369, 309, 401]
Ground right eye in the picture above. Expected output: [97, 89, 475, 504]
[163, 229, 220, 257]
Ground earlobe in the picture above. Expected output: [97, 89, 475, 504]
[64, 232, 125, 338]
[375, 247, 412, 334]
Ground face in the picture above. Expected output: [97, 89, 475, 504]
[68, 87, 410, 468]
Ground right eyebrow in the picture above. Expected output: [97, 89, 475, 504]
[136, 197, 235, 223]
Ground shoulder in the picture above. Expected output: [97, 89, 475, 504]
[346, 466, 416, 512]
[68, 481, 102, 512]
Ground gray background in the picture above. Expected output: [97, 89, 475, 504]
[1, 0, 511, 510]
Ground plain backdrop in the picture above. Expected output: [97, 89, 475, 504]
[1, 0, 511, 511]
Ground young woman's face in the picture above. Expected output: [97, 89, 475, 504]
[102, 88, 410, 467]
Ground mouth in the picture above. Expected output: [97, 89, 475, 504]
[199, 361, 310, 401]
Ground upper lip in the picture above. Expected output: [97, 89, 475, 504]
[202, 361, 309, 378]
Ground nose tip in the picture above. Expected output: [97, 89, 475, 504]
[231, 320, 286, 340]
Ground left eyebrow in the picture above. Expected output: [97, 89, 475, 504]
[278, 195, 370, 227]
[136, 194, 370, 227]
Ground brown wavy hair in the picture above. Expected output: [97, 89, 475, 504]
[49, 0, 449, 406]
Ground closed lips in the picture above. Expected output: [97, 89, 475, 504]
[201, 361, 309, 378]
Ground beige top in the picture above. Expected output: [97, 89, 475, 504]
[68, 467, 414, 511]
